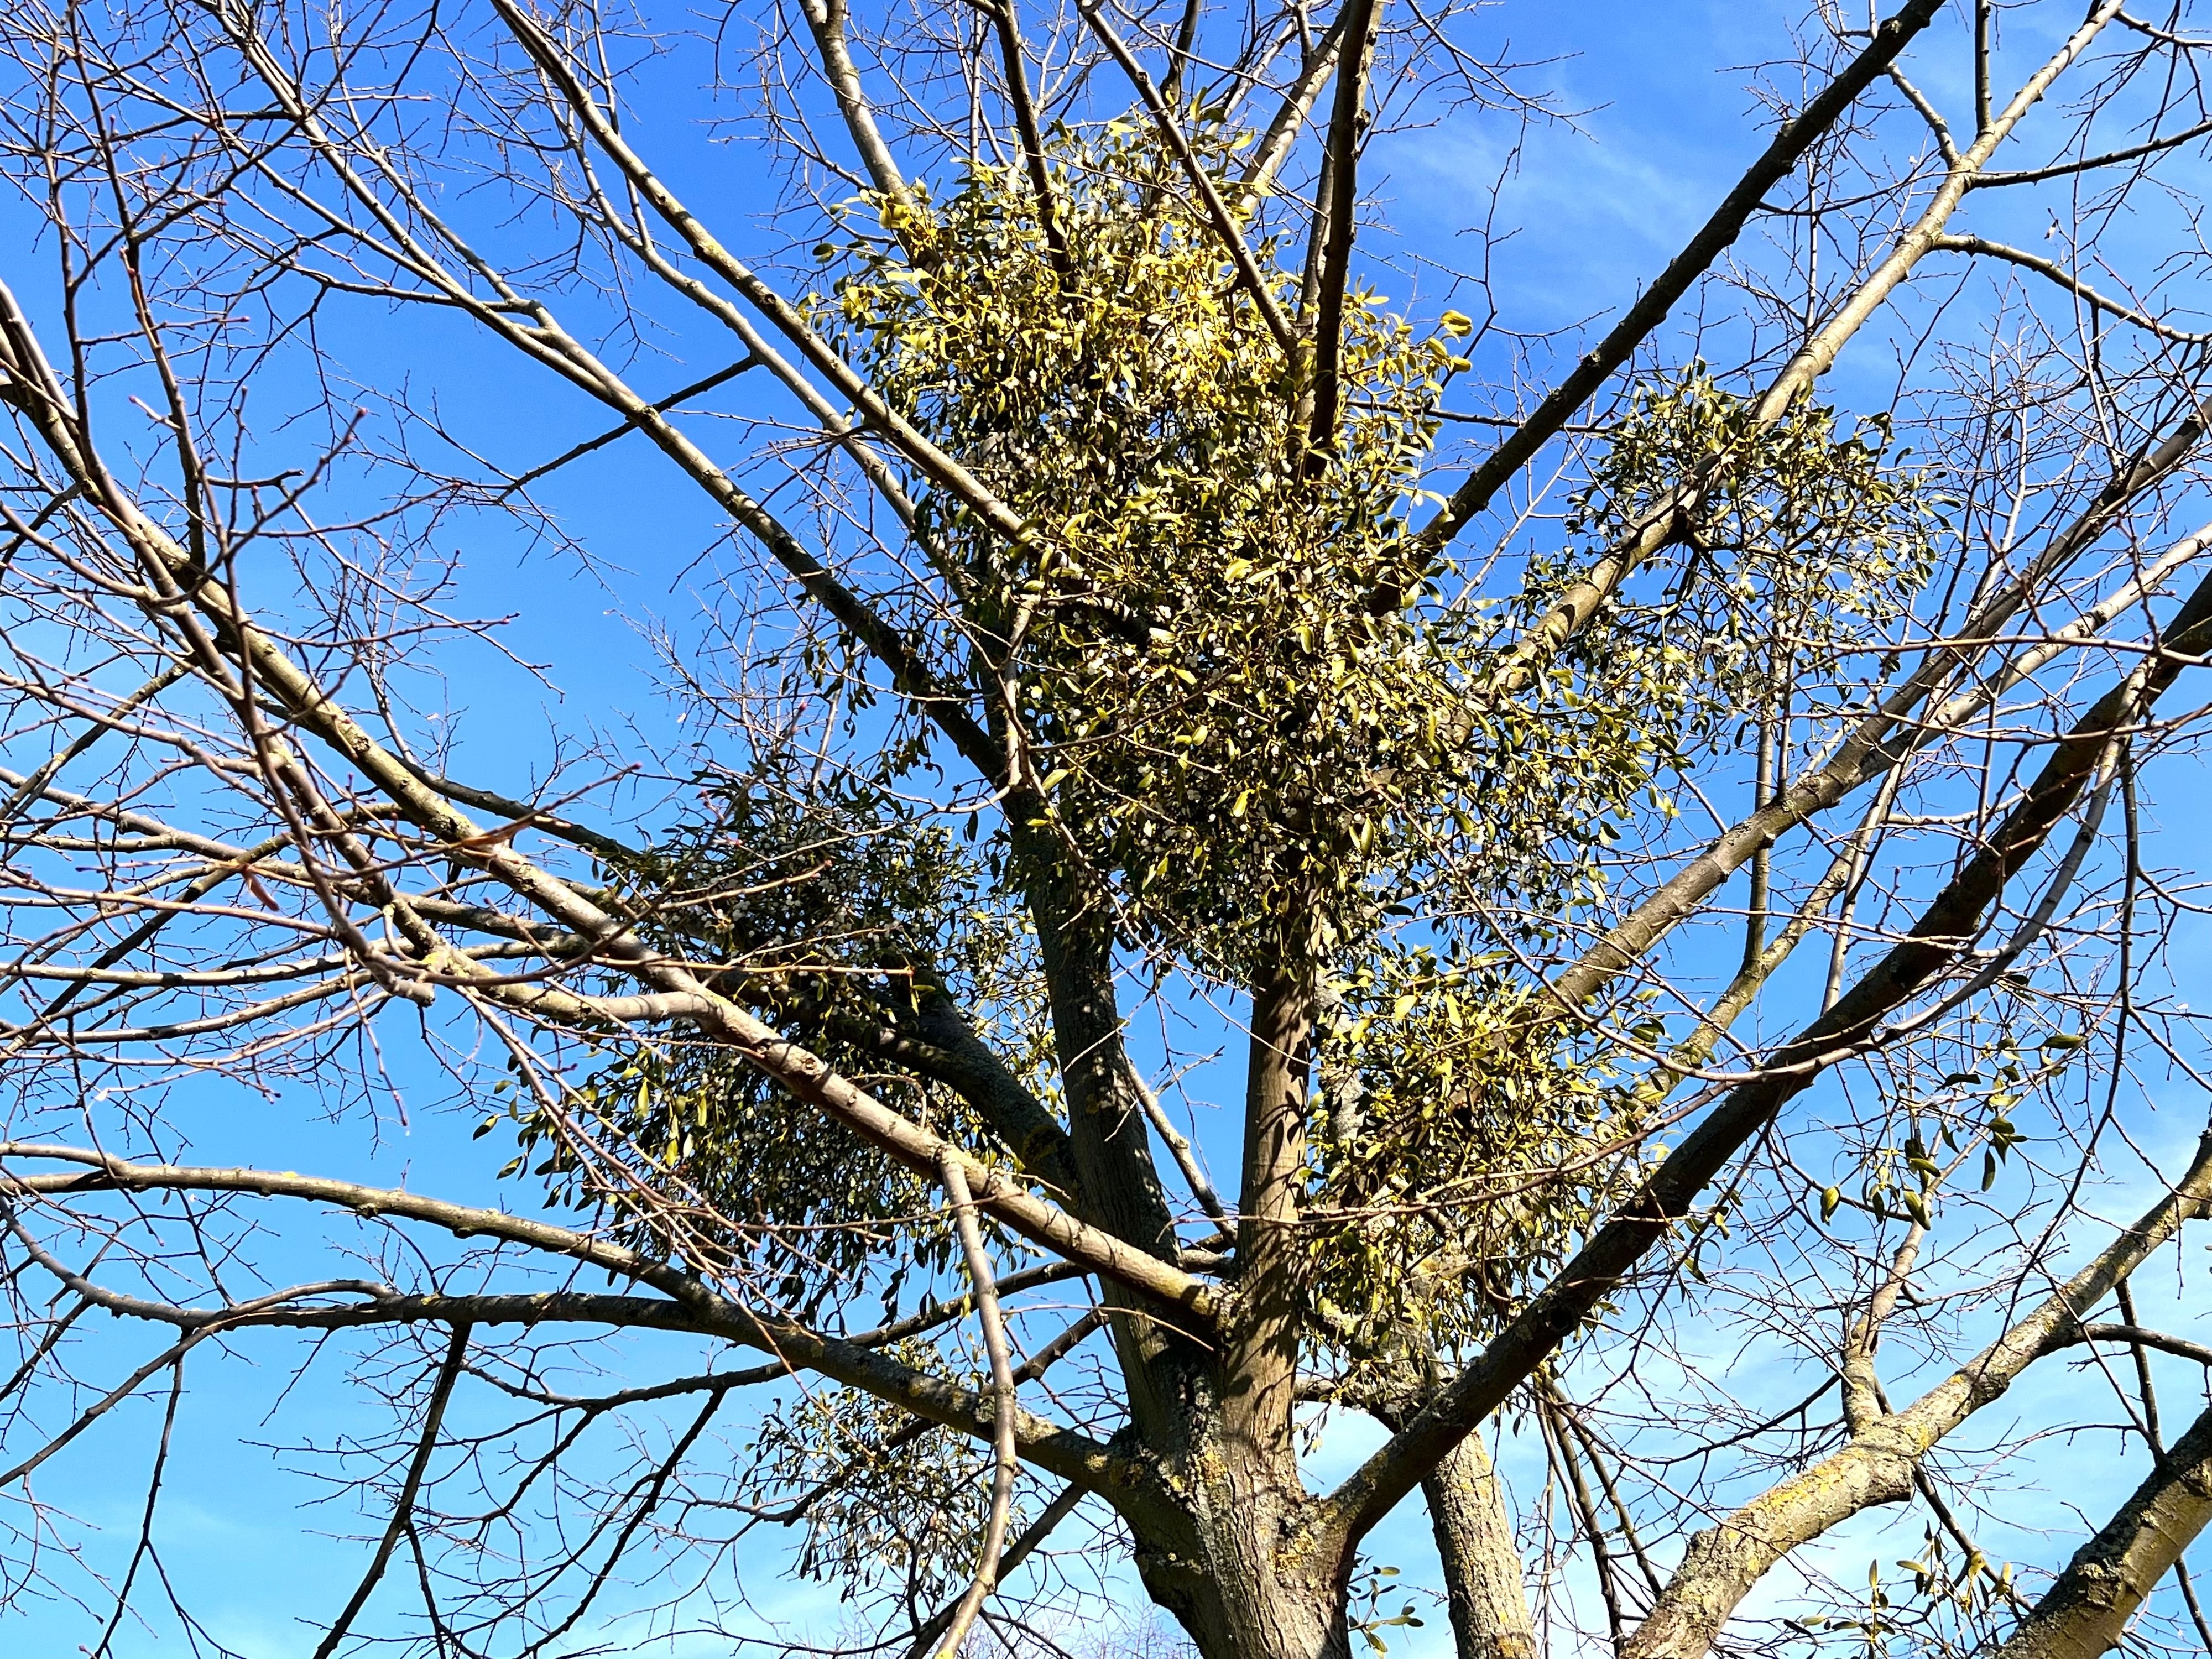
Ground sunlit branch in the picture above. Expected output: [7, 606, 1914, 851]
[1237, 6, 1352, 210]
[927, 1153, 1021, 1657]
[1405, 0, 1946, 561]
[1932, 232, 2211, 342]
[1073, 0, 1298, 353]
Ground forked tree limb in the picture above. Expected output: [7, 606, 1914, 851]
[1319, 550, 2212, 1556]
[310, 1324, 471, 1659]
[0, 280, 1223, 1331]
[1618, 1124, 2212, 1659]
[1540, 507, 2212, 1025]
[487, 0, 1044, 555]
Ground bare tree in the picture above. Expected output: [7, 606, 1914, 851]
[0, 1, 2210, 1656]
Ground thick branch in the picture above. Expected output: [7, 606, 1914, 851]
[1301, 0, 1379, 464]
[1427, 1433, 1537, 1659]
[1408, 0, 1945, 556]
[794, 0, 924, 228]
[1321, 549, 2212, 1553]
[992, 1, 1071, 274]
[1989, 1394, 2212, 1659]
[1237, 7, 1353, 210]
[1221, 960, 1319, 1471]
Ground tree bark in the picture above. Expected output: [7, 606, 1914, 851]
[1990, 1397, 2212, 1659]
[1126, 1396, 1353, 1659]
[1425, 1433, 1537, 1659]
[1227, 962, 1319, 1480]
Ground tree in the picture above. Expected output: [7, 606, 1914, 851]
[1, 0, 2211, 1654]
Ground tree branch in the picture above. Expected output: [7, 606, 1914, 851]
[0, 295, 1220, 1327]
[1988, 1392, 2212, 1659]
[485, 0, 1037, 554]
[1969, 115, 2212, 188]
[1406, 0, 1945, 558]
[1074, 0, 1298, 354]
[1236, 7, 1352, 211]
[927, 1154, 1022, 1656]
[1418, 0, 2124, 661]
[310, 1324, 469, 1659]
[1301, 0, 1378, 465]
[1932, 232, 2210, 341]
[1542, 508, 2212, 1022]
[1321, 549, 2212, 1555]
[0, 1156, 1151, 1499]
[1618, 1112, 2212, 1659]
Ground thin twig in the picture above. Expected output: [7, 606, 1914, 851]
[931, 1155, 1021, 1657]
[311, 1323, 471, 1659]
[1127, 1060, 1232, 1225]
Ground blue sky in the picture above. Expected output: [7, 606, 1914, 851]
[7, 0, 2212, 1653]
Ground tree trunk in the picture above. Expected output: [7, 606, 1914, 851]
[1227, 962, 1319, 1476]
[1425, 1434, 1537, 1659]
[1130, 1423, 1354, 1659]
[1121, 962, 1350, 1659]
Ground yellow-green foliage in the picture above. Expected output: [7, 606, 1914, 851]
[512, 127, 1945, 1390]
[1306, 950, 1646, 1373]
[748, 1345, 1028, 1602]
[1558, 366, 1942, 735]
[491, 777, 1040, 1302]
[824, 119, 1471, 977]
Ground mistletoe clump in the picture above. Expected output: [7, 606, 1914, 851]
[824, 120, 1501, 980]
